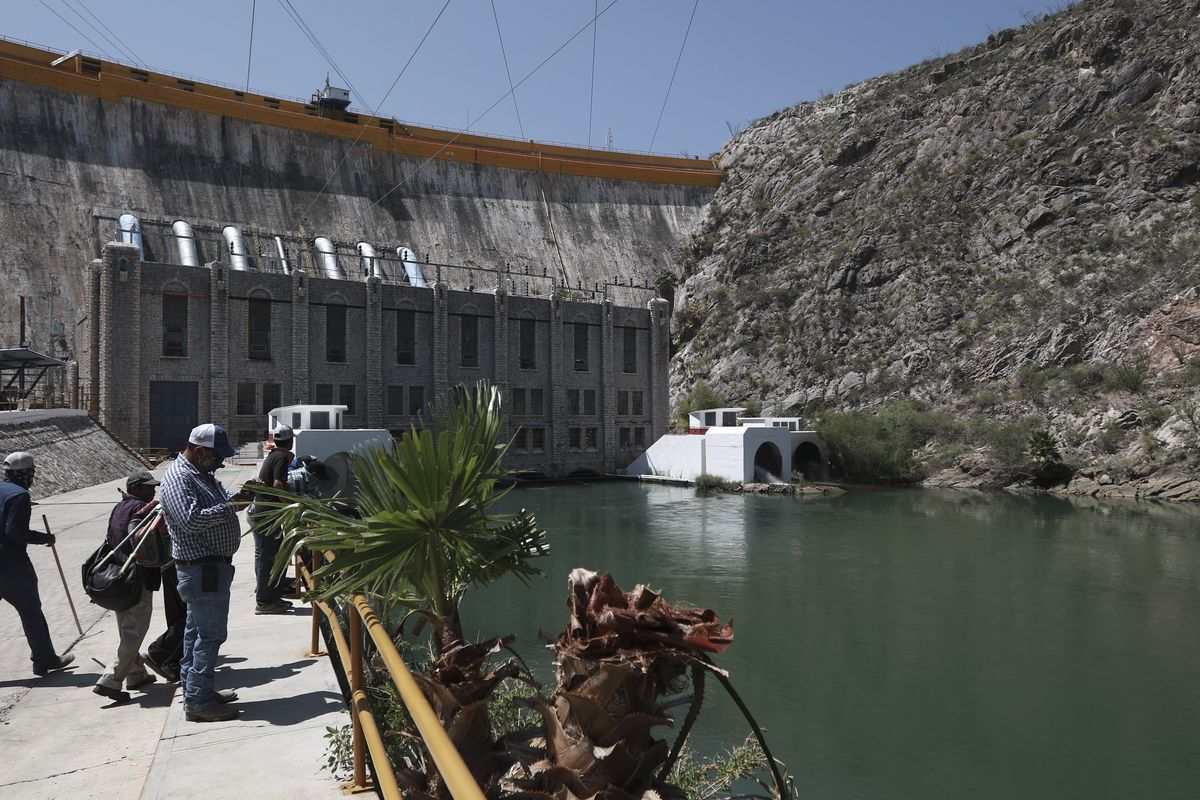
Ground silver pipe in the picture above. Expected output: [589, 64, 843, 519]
[222, 225, 251, 271]
[314, 237, 345, 279]
[172, 220, 199, 266]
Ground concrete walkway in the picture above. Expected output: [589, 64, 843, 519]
[0, 464, 348, 799]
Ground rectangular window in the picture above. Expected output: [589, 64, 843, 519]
[396, 309, 415, 365]
[617, 391, 629, 416]
[568, 427, 582, 450]
[236, 382, 255, 416]
[635, 427, 646, 447]
[512, 388, 526, 416]
[723, 411, 737, 427]
[262, 383, 281, 415]
[632, 391, 644, 417]
[573, 322, 589, 371]
[460, 314, 478, 368]
[408, 385, 425, 416]
[162, 294, 188, 357]
[513, 427, 528, 451]
[326, 305, 347, 363]
[291, 412, 302, 429]
[568, 389, 580, 416]
[387, 385, 404, 416]
[339, 384, 356, 415]
[310, 411, 330, 430]
[583, 389, 596, 416]
[584, 427, 598, 450]
[619, 427, 631, 448]
[315, 383, 333, 405]
[248, 297, 271, 361]
[519, 318, 536, 369]
[530, 388, 545, 416]
[531, 427, 546, 452]
[623, 326, 637, 373]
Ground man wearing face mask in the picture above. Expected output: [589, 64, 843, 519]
[159, 424, 256, 722]
[0, 451, 75, 676]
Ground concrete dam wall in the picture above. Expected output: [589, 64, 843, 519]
[0, 56, 715, 369]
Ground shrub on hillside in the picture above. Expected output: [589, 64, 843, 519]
[817, 401, 959, 483]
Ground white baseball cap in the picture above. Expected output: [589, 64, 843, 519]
[188, 424, 237, 457]
[271, 423, 294, 440]
[3, 451, 34, 470]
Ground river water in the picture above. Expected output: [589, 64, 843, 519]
[462, 482, 1200, 800]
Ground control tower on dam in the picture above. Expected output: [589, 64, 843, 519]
[0, 39, 721, 366]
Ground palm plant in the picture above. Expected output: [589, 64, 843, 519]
[256, 382, 548, 796]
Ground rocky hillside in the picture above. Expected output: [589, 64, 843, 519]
[672, 0, 1200, 498]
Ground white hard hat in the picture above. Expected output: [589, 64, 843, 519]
[3, 451, 34, 470]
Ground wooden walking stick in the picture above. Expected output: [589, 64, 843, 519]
[43, 515, 84, 636]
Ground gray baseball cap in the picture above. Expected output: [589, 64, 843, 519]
[3, 452, 34, 470]
[127, 470, 160, 490]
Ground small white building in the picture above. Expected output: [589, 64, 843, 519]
[267, 404, 391, 463]
[627, 408, 827, 485]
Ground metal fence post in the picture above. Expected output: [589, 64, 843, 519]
[308, 552, 324, 657]
[349, 609, 367, 790]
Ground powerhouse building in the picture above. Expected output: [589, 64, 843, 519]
[87, 240, 670, 477]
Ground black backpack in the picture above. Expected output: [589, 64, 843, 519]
[81, 541, 142, 612]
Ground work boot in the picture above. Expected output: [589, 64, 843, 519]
[140, 651, 179, 682]
[93, 684, 131, 704]
[33, 653, 75, 677]
[215, 689, 239, 704]
[185, 704, 238, 723]
[254, 600, 291, 615]
[127, 673, 156, 690]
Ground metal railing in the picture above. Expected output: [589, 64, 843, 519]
[296, 552, 486, 800]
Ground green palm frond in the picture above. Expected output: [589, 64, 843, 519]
[256, 382, 547, 622]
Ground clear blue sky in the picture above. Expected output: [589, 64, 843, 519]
[8, 1, 1073, 156]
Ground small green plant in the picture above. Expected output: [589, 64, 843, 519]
[321, 723, 354, 779]
[1097, 421, 1128, 454]
[695, 473, 738, 491]
[1105, 362, 1150, 394]
[1028, 429, 1062, 465]
[669, 736, 796, 800]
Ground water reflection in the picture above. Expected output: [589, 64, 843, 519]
[464, 483, 1200, 800]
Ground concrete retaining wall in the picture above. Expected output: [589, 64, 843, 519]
[0, 77, 713, 370]
[0, 409, 145, 499]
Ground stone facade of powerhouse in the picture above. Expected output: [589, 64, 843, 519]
[88, 242, 668, 476]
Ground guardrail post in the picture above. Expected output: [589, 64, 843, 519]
[293, 552, 302, 600]
[349, 610, 367, 790]
[307, 551, 324, 657]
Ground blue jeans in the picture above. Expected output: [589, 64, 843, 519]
[0, 559, 58, 671]
[176, 562, 234, 711]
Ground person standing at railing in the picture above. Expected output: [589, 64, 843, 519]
[0, 452, 75, 677]
[246, 423, 295, 615]
[159, 424, 257, 723]
[93, 471, 166, 704]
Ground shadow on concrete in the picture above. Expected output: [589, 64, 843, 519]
[0, 668, 90, 689]
[234, 689, 344, 726]
[217, 659, 317, 689]
[127, 682, 177, 709]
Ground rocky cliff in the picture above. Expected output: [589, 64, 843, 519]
[672, 0, 1200, 497]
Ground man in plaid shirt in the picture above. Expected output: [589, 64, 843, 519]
[159, 424, 257, 722]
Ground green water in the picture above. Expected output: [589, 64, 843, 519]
[461, 482, 1200, 800]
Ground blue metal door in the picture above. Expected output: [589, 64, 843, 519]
[149, 381, 198, 453]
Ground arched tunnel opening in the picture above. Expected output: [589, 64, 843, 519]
[753, 441, 784, 484]
[793, 441, 823, 482]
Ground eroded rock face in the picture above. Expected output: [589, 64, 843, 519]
[671, 0, 1200, 496]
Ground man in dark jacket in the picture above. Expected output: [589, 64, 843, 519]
[0, 451, 74, 676]
[247, 424, 294, 615]
[94, 471, 164, 703]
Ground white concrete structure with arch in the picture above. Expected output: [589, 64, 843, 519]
[627, 408, 829, 484]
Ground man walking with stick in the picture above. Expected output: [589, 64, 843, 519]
[0, 452, 75, 676]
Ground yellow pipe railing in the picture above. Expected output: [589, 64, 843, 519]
[296, 553, 486, 800]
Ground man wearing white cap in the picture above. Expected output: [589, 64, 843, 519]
[0, 452, 75, 676]
[158, 424, 256, 722]
[246, 423, 295, 614]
